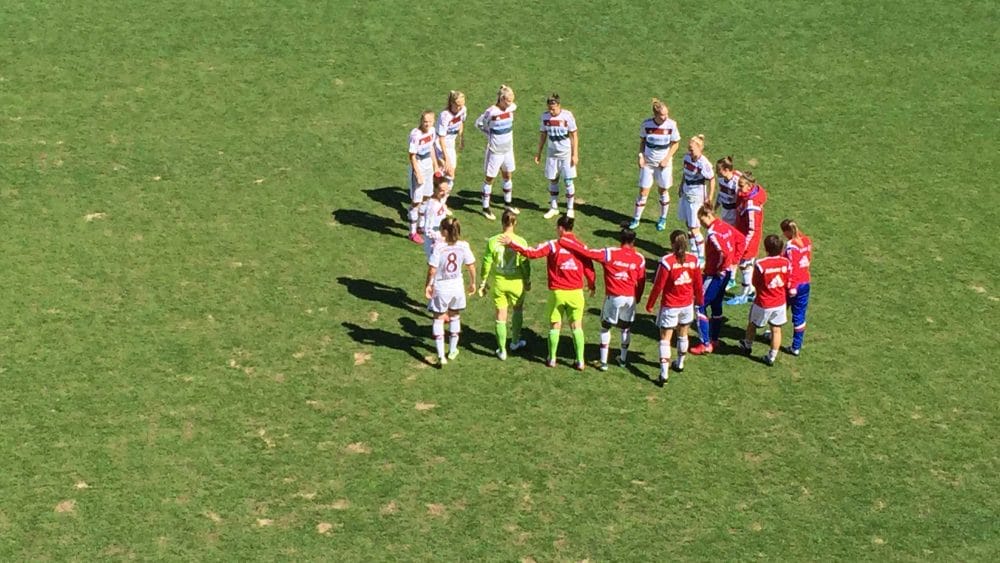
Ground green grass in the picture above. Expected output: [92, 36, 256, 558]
[1, 0, 998, 559]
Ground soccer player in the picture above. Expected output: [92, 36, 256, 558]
[436, 90, 467, 212]
[475, 84, 518, 220]
[503, 215, 596, 370]
[421, 174, 451, 258]
[628, 98, 680, 232]
[738, 234, 791, 366]
[781, 219, 813, 356]
[690, 207, 745, 355]
[479, 209, 532, 360]
[678, 134, 716, 262]
[714, 156, 741, 226]
[559, 224, 647, 371]
[408, 110, 440, 244]
[535, 93, 579, 219]
[727, 171, 768, 305]
[645, 231, 703, 385]
[425, 218, 477, 367]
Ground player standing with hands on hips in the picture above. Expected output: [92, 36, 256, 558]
[535, 93, 579, 219]
[628, 98, 680, 232]
[425, 218, 477, 367]
[407, 111, 440, 244]
[476, 85, 519, 220]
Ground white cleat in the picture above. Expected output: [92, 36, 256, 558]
[505, 206, 521, 215]
[482, 209, 497, 221]
[543, 208, 560, 219]
[496, 348, 507, 361]
[566, 209, 575, 219]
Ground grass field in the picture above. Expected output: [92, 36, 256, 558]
[1, 0, 998, 559]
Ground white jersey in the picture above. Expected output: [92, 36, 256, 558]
[408, 127, 436, 170]
[681, 153, 714, 193]
[421, 198, 448, 241]
[540, 109, 577, 158]
[639, 117, 680, 163]
[429, 241, 475, 292]
[476, 103, 517, 154]
[717, 170, 742, 208]
[435, 107, 467, 149]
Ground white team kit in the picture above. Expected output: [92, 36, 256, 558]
[476, 103, 517, 177]
[679, 153, 715, 228]
[436, 106, 467, 168]
[716, 170, 742, 225]
[427, 241, 475, 313]
[421, 198, 449, 257]
[408, 127, 437, 202]
[540, 110, 578, 180]
[638, 117, 680, 188]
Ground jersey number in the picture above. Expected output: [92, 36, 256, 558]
[445, 253, 459, 273]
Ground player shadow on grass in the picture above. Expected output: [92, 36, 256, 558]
[332, 209, 407, 239]
[337, 277, 425, 314]
[397, 316, 497, 359]
[341, 321, 431, 364]
[363, 186, 409, 221]
[451, 189, 545, 214]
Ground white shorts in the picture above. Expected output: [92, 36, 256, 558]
[409, 163, 434, 203]
[638, 163, 673, 189]
[601, 295, 636, 325]
[678, 188, 707, 228]
[484, 150, 515, 178]
[749, 303, 787, 328]
[436, 144, 458, 170]
[428, 285, 467, 313]
[656, 304, 694, 328]
[719, 206, 738, 226]
[544, 155, 576, 181]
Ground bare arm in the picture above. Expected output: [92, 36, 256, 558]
[424, 266, 437, 299]
[637, 138, 646, 168]
[570, 130, 579, 166]
[409, 153, 423, 185]
[535, 131, 547, 164]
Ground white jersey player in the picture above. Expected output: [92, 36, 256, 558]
[424, 218, 477, 367]
[535, 93, 579, 220]
[408, 110, 439, 244]
[475, 84, 518, 221]
[715, 156, 741, 226]
[678, 134, 715, 262]
[421, 177, 450, 258]
[435, 90, 467, 211]
[628, 98, 680, 232]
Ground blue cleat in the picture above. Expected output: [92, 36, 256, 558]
[655, 218, 667, 231]
[725, 294, 749, 306]
[627, 218, 640, 230]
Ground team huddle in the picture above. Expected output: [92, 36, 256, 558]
[410, 85, 813, 385]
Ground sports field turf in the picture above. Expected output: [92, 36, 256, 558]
[1, 0, 997, 559]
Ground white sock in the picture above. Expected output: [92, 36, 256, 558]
[417, 200, 428, 233]
[599, 329, 611, 364]
[633, 195, 647, 220]
[620, 329, 631, 361]
[741, 267, 753, 296]
[659, 340, 671, 374]
[502, 180, 513, 205]
[677, 336, 688, 368]
[565, 181, 575, 211]
[549, 182, 559, 209]
[482, 183, 492, 209]
[408, 206, 419, 235]
[432, 319, 445, 359]
[448, 316, 461, 353]
[659, 193, 669, 219]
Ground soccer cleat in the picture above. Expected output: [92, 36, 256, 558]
[545, 358, 557, 368]
[725, 277, 738, 291]
[711, 340, 722, 351]
[574, 361, 585, 372]
[509, 339, 527, 351]
[447, 349, 460, 361]
[617, 354, 628, 367]
[671, 359, 684, 373]
[656, 373, 668, 387]
[482, 208, 496, 221]
[689, 343, 713, 355]
[437, 356, 448, 367]
[762, 353, 775, 366]
[495, 348, 507, 361]
[566, 209, 575, 219]
[725, 294, 749, 306]
[784, 346, 801, 356]
[409, 232, 424, 244]
[627, 218, 640, 229]
[599, 363, 609, 372]
[505, 206, 521, 215]
[543, 208, 560, 219]
[655, 217, 667, 231]
[738, 339, 752, 356]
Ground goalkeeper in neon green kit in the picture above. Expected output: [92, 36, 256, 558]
[479, 209, 531, 360]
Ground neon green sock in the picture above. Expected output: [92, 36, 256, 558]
[495, 320, 507, 351]
[572, 328, 585, 364]
[511, 308, 523, 341]
[548, 329, 560, 361]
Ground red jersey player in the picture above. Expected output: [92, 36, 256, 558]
[559, 224, 647, 371]
[503, 215, 596, 370]
[781, 218, 813, 356]
[738, 234, 791, 366]
[691, 206, 746, 354]
[727, 171, 768, 305]
[645, 230, 703, 385]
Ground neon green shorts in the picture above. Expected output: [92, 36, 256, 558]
[490, 277, 525, 310]
[545, 289, 585, 324]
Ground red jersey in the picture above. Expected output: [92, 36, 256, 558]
[645, 253, 703, 310]
[704, 219, 746, 276]
[783, 235, 812, 287]
[509, 233, 596, 291]
[736, 185, 767, 260]
[752, 255, 792, 308]
[559, 238, 647, 299]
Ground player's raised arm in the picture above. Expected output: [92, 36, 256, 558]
[557, 234, 605, 262]
[507, 239, 554, 260]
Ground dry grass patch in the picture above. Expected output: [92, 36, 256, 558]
[74, 481, 90, 490]
[415, 402, 436, 411]
[54, 500, 76, 514]
[425, 503, 447, 518]
[316, 522, 334, 535]
[203, 511, 222, 523]
[256, 518, 274, 527]
[344, 442, 372, 455]
[380, 501, 399, 516]
[84, 212, 107, 222]
[353, 351, 372, 365]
